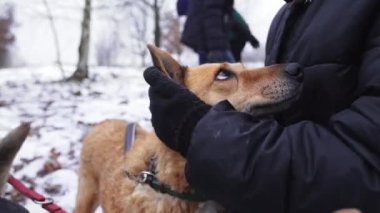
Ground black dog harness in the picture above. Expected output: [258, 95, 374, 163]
[123, 123, 208, 202]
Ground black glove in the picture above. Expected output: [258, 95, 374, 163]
[144, 67, 211, 157]
[206, 50, 235, 63]
[249, 35, 260, 49]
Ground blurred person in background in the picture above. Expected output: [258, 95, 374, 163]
[177, 0, 236, 64]
[145, 0, 380, 212]
[177, 0, 259, 63]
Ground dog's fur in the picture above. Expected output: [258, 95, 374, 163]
[75, 45, 302, 213]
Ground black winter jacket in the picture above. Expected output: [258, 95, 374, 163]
[184, 0, 380, 212]
[181, 0, 233, 52]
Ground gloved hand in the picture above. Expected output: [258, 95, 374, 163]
[144, 67, 211, 157]
[249, 35, 260, 49]
[206, 50, 235, 63]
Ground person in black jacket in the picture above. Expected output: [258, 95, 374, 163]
[178, 0, 259, 63]
[144, 0, 380, 212]
[181, 0, 236, 64]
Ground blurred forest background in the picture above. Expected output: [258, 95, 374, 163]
[0, 0, 283, 70]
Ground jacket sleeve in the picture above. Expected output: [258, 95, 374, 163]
[203, 0, 230, 51]
[185, 14, 380, 213]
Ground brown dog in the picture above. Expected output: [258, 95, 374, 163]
[74, 45, 302, 213]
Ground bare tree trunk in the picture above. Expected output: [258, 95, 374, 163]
[135, 3, 148, 66]
[153, 0, 161, 47]
[140, 0, 163, 47]
[0, 4, 15, 68]
[161, 11, 183, 60]
[42, 0, 65, 79]
[69, 0, 91, 81]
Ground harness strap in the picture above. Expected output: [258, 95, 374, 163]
[123, 123, 208, 202]
[146, 170, 208, 202]
[124, 122, 137, 153]
[7, 175, 67, 213]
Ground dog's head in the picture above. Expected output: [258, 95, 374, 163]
[148, 45, 303, 117]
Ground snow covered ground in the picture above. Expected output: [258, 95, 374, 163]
[0, 66, 151, 212]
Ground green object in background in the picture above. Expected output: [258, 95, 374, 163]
[229, 9, 250, 40]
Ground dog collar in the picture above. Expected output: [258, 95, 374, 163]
[123, 123, 208, 202]
[139, 158, 208, 202]
[124, 157, 208, 202]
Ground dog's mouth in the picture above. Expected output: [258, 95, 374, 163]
[242, 84, 303, 117]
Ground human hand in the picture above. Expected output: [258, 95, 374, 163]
[143, 67, 211, 157]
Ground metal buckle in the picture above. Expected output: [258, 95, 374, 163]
[33, 197, 54, 205]
[138, 171, 154, 183]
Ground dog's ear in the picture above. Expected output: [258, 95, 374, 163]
[147, 44, 185, 84]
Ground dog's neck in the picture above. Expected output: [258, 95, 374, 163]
[151, 134, 190, 192]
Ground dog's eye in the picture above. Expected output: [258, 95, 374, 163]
[215, 69, 233, 81]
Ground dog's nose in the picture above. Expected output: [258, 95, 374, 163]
[284, 63, 303, 82]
